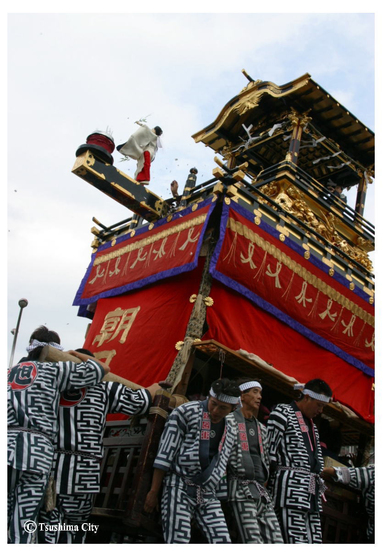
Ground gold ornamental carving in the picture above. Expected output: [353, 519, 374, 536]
[257, 182, 373, 273]
[239, 78, 262, 94]
[287, 108, 312, 128]
[233, 90, 263, 116]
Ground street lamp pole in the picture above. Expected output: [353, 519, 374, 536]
[9, 298, 28, 368]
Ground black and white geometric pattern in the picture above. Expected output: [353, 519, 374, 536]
[8, 466, 49, 544]
[231, 497, 284, 543]
[38, 382, 151, 543]
[266, 403, 325, 543]
[7, 359, 105, 544]
[275, 505, 322, 543]
[153, 400, 236, 543]
[226, 412, 270, 500]
[154, 400, 235, 492]
[334, 465, 375, 542]
[225, 412, 283, 543]
[267, 403, 325, 510]
[39, 493, 94, 544]
[53, 382, 151, 494]
[161, 484, 231, 543]
[7, 359, 105, 472]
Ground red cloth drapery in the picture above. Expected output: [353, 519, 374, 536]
[83, 261, 204, 388]
[210, 202, 374, 374]
[74, 198, 215, 305]
[203, 280, 374, 423]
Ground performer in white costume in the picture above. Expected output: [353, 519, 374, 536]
[117, 121, 163, 185]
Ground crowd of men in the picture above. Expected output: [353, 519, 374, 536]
[7, 326, 374, 544]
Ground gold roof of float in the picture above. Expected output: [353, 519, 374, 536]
[193, 73, 374, 184]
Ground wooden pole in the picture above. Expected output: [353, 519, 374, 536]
[354, 172, 368, 217]
[39, 345, 142, 390]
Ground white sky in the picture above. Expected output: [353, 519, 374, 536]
[5, 6, 379, 366]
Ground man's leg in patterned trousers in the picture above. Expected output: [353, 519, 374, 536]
[8, 465, 49, 544]
[161, 485, 231, 543]
[276, 505, 322, 543]
[161, 485, 194, 543]
[58, 493, 95, 543]
[230, 498, 283, 543]
[194, 499, 231, 543]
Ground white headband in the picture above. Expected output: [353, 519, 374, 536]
[294, 383, 331, 403]
[239, 381, 262, 392]
[302, 388, 331, 403]
[26, 339, 64, 353]
[209, 387, 240, 405]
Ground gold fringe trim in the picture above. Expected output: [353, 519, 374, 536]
[227, 217, 374, 327]
[94, 214, 207, 266]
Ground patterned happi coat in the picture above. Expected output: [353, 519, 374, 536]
[226, 411, 271, 502]
[53, 382, 151, 494]
[266, 402, 325, 512]
[153, 399, 236, 493]
[334, 465, 375, 541]
[7, 359, 106, 476]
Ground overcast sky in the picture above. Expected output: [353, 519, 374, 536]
[6, 7, 377, 366]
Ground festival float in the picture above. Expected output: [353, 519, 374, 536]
[68, 71, 374, 543]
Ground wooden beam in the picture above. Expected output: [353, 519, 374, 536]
[39, 345, 143, 390]
[72, 150, 169, 222]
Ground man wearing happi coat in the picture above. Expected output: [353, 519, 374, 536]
[323, 464, 375, 542]
[143, 378, 240, 543]
[117, 121, 163, 185]
[266, 379, 332, 543]
[38, 349, 161, 544]
[7, 327, 108, 544]
[226, 379, 283, 543]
